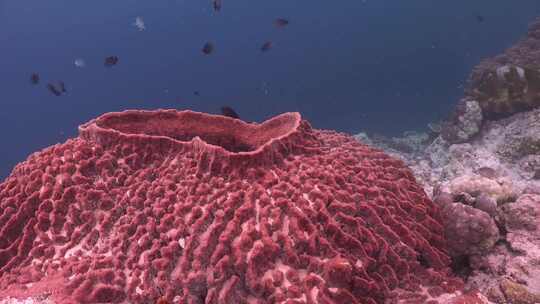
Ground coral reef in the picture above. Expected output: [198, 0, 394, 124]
[438, 202, 499, 258]
[355, 19, 540, 293]
[0, 110, 468, 304]
[440, 17, 540, 144]
[442, 174, 516, 204]
[440, 98, 483, 144]
[357, 107, 540, 304]
[466, 17, 540, 120]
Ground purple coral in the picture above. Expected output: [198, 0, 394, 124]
[440, 203, 500, 257]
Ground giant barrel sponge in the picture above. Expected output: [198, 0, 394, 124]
[0, 110, 463, 303]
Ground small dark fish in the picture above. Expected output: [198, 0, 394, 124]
[260, 41, 273, 52]
[221, 106, 239, 119]
[475, 14, 484, 23]
[212, 0, 222, 12]
[47, 83, 62, 96]
[104, 56, 119, 67]
[194, 91, 200, 96]
[202, 42, 214, 55]
[59, 81, 66, 93]
[273, 18, 289, 28]
[30, 73, 40, 85]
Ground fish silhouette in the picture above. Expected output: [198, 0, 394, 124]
[212, 0, 222, 12]
[59, 81, 66, 93]
[30, 73, 39, 85]
[273, 18, 289, 28]
[260, 41, 273, 52]
[221, 106, 240, 119]
[202, 42, 214, 55]
[47, 83, 62, 96]
[105, 56, 119, 67]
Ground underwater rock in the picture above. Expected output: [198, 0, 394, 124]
[354, 106, 540, 304]
[354, 131, 432, 158]
[441, 98, 483, 144]
[445, 291, 492, 304]
[368, 108, 540, 199]
[476, 166, 499, 179]
[440, 202, 499, 257]
[0, 109, 465, 303]
[518, 154, 540, 180]
[443, 174, 517, 204]
[466, 17, 540, 119]
[433, 191, 455, 208]
[498, 190, 540, 300]
[499, 135, 540, 160]
[473, 194, 498, 217]
[388, 131, 431, 154]
[501, 194, 540, 238]
[490, 109, 540, 162]
[499, 279, 540, 304]
[468, 64, 540, 119]
[352, 132, 373, 146]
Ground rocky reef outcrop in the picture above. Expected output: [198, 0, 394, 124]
[356, 16, 540, 298]
[357, 107, 540, 304]
[468, 17, 540, 120]
[442, 17, 540, 144]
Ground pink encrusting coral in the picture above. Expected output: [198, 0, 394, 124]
[0, 110, 463, 303]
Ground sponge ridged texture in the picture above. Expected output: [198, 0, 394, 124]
[0, 110, 460, 304]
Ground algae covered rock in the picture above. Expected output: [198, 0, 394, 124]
[466, 17, 540, 120]
[499, 279, 540, 304]
[441, 98, 483, 144]
[439, 202, 499, 257]
[468, 64, 540, 119]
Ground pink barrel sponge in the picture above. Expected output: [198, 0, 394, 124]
[0, 110, 462, 303]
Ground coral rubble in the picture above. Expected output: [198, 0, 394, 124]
[357, 107, 540, 304]
[441, 17, 540, 144]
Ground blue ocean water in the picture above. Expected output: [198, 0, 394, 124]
[0, 0, 539, 179]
